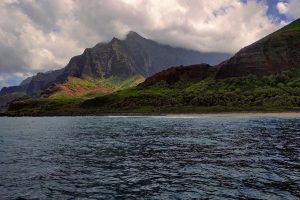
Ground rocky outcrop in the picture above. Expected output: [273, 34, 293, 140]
[0, 84, 28, 96]
[56, 31, 230, 82]
[26, 69, 63, 94]
[0, 69, 63, 112]
[139, 64, 215, 87]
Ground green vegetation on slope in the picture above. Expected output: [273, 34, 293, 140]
[47, 75, 145, 99]
[7, 69, 300, 115]
[6, 75, 145, 115]
[279, 18, 300, 33]
[252, 18, 300, 47]
[82, 69, 300, 112]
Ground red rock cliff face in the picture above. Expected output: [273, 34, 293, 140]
[139, 64, 215, 87]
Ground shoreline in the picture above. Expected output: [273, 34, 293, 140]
[167, 112, 300, 117]
[1, 111, 300, 117]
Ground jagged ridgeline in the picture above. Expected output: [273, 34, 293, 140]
[0, 31, 230, 112]
[5, 18, 300, 115]
[81, 18, 300, 113]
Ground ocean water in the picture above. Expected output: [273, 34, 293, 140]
[0, 116, 299, 200]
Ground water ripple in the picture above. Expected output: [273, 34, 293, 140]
[0, 116, 299, 199]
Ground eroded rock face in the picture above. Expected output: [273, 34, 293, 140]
[216, 19, 300, 78]
[139, 64, 215, 87]
[26, 69, 64, 94]
[0, 69, 63, 96]
[1, 31, 230, 97]
[0, 85, 28, 96]
[57, 32, 230, 82]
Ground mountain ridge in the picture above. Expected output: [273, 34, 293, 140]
[0, 31, 230, 112]
[215, 18, 300, 78]
[5, 18, 300, 115]
[0, 31, 230, 95]
[140, 18, 300, 87]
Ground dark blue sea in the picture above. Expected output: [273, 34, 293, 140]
[0, 116, 299, 199]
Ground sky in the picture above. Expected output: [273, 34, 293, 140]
[0, 0, 299, 89]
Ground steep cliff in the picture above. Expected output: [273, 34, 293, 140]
[216, 19, 300, 78]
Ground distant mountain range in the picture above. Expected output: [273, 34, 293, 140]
[0, 31, 230, 96]
[0, 31, 230, 111]
[4, 18, 300, 115]
[79, 18, 300, 114]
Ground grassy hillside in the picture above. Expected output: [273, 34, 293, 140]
[7, 69, 300, 115]
[44, 75, 145, 99]
[279, 18, 300, 33]
[6, 75, 145, 115]
[80, 69, 300, 113]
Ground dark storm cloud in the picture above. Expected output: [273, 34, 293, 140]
[0, 42, 26, 73]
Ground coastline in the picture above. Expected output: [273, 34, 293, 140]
[1, 111, 300, 117]
[167, 112, 300, 117]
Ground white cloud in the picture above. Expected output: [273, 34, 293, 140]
[0, 0, 288, 89]
[277, 0, 300, 19]
[0, 0, 81, 75]
[277, 2, 289, 14]
[70, 0, 285, 53]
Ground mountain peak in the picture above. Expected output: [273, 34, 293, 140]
[111, 37, 121, 42]
[126, 31, 144, 40]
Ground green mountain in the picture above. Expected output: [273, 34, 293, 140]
[0, 31, 229, 112]
[7, 69, 300, 115]
[79, 69, 300, 113]
[5, 19, 300, 115]
[216, 18, 300, 78]
[1, 31, 229, 96]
